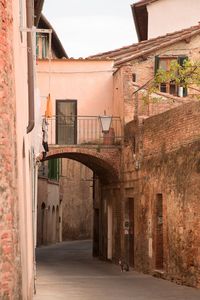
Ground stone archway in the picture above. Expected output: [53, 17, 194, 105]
[41, 145, 122, 260]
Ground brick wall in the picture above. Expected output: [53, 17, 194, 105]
[141, 101, 200, 156]
[123, 102, 200, 287]
[0, 0, 22, 298]
[60, 159, 93, 240]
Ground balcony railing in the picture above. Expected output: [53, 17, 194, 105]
[45, 115, 122, 146]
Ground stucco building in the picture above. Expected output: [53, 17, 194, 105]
[36, 58, 116, 244]
[0, 0, 44, 298]
[132, 0, 200, 41]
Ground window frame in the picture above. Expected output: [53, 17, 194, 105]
[154, 55, 188, 97]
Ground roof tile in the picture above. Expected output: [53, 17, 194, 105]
[88, 24, 200, 67]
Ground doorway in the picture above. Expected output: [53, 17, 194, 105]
[56, 100, 77, 145]
[107, 200, 113, 260]
[128, 198, 134, 267]
[125, 198, 135, 267]
[93, 208, 100, 257]
[155, 193, 164, 270]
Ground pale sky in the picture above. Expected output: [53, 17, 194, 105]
[43, 0, 138, 58]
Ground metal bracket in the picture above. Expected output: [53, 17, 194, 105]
[20, 27, 53, 34]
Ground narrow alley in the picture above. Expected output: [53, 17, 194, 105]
[34, 240, 200, 300]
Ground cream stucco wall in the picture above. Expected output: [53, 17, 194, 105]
[12, 1, 43, 298]
[147, 0, 200, 39]
[37, 178, 61, 246]
[13, 1, 34, 299]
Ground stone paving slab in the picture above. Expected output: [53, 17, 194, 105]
[34, 240, 200, 300]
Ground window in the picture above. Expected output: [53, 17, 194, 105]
[155, 56, 188, 97]
[132, 73, 136, 82]
[36, 33, 49, 59]
[38, 161, 48, 178]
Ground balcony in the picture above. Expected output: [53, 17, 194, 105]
[45, 115, 123, 146]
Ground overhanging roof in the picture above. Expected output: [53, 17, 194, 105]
[34, 0, 45, 26]
[131, 0, 159, 41]
[38, 14, 68, 59]
[88, 24, 200, 67]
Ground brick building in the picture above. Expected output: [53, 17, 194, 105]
[123, 101, 200, 287]
[89, 19, 200, 287]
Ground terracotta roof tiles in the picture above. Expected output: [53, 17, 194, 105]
[88, 24, 200, 67]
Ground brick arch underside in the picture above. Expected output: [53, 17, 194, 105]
[45, 152, 119, 184]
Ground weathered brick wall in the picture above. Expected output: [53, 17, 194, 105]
[123, 102, 200, 287]
[140, 101, 200, 156]
[100, 185, 122, 262]
[60, 159, 93, 240]
[0, 0, 22, 298]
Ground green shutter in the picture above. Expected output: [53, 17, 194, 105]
[154, 56, 160, 75]
[36, 33, 39, 58]
[178, 55, 188, 67]
[183, 87, 188, 97]
[42, 35, 47, 58]
[48, 159, 59, 181]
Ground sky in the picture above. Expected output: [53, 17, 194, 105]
[43, 0, 138, 58]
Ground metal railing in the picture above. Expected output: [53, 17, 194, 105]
[45, 115, 122, 146]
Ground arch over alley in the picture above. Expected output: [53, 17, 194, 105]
[45, 145, 121, 184]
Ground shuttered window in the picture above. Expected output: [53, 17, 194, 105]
[36, 34, 49, 59]
[48, 158, 60, 181]
[154, 55, 188, 97]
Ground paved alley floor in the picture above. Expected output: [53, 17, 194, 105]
[34, 240, 200, 300]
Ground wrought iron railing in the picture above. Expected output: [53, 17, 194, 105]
[45, 115, 122, 146]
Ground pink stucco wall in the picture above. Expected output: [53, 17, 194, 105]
[37, 59, 114, 116]
[147, 0, 200, 39]
[13, 0, 34, 298]
[12, 0, 41, 298]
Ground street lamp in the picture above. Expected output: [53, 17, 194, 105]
[99, 115, 112, 133]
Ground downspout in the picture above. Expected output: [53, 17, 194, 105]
[26, 0, 35, 133]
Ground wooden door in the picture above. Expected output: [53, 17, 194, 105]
[155, 194, 164, 269]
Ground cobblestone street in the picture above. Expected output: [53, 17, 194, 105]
[34, 240, 200, 300]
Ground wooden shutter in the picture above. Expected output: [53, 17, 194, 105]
[48, 159, 59, 181]
[154, 56, 160, 75]
[178, 55, 188, 67]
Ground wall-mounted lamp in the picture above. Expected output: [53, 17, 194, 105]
[99, 115, 112, 133]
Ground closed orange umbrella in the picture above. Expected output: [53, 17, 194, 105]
[45, 93, 53, 118]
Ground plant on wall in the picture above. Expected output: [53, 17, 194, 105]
[141, 59, 200, 104]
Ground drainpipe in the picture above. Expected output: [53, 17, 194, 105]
[26, 0, 35, 133]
